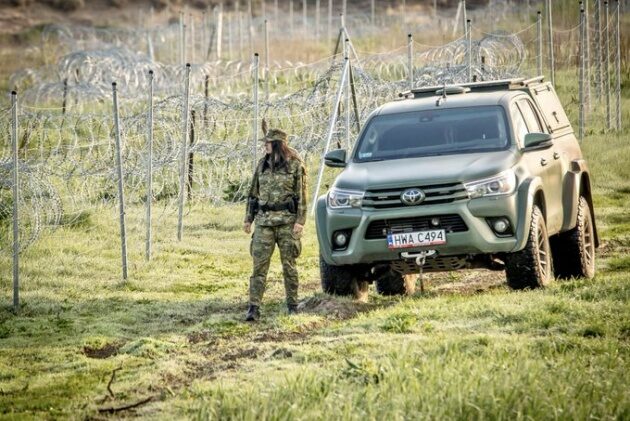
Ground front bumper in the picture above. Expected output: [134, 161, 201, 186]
[316, 191, 527, 266]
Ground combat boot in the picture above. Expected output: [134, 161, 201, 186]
[287, 304, 298, 315]
[245, 305, 260, 322]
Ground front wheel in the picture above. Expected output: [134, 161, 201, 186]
[505, 205, 553, 289]
[319, 255, 368, 298]
[552, 196, 596, 279]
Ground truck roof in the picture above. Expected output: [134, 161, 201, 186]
[376, 76, 545, 116]
[377, 90, 519, 115]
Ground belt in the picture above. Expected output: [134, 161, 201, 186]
[260, 201, 291, 212]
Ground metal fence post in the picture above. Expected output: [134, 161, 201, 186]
[579, 7, 585, 141]
[111, 83, 128, 280]
[11, 91, 19, 312]
[217, 2, 223, 59]
[264, 20, 270, 102]
[537, 11, 543, 76]
[604, 1, 611, 130]
[595, 0, 602, 100]
[311, 58, 350, 215]
[462, 0, 468, 38]
[177, 64, 192, 241]
[614, 0, 621, 131]
[546, 0, 555, 86]
[407, 33, 414, 90]
[146, 70, 154, 261]
[467, 19, 473, 82]
[253, 53, 260, 172]
[344, 40, 350, 149]
[584, 0, 591, 111]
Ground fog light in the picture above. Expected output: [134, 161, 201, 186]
[430, 217, 440, 227]
[333, 231, 348, 247]
[493, 218, 510, 233]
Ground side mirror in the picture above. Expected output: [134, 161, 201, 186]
[324, 149, 347, 168]
[523, 132, 553, 150]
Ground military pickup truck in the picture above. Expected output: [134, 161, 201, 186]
[315, 77, 597, 296]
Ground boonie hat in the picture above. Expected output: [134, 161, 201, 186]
[262, 128, 288, 143]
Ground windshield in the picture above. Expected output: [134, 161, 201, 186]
[354, 106, 510, 162]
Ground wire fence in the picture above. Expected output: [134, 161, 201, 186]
[0, 0, 626, 310]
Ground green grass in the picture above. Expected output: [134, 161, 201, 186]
[1, 118, 629, 419]
[1, 15, 630, 421]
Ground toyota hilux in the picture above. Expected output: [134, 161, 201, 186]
[315, 77, 598, 296]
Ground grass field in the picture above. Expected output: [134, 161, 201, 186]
[0, 66, 628, 419]
[1, 0, 630, 415]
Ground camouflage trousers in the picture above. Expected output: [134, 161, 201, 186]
[249, 224, 302, 307]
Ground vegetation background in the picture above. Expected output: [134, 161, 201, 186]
[0, 0, 628, 419]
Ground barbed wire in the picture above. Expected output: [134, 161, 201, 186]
[1, 6, 621, 257]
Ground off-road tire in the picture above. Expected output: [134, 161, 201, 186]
[320, 255, 367, 297]
[552, 196, 596, 279]
[375, 269, 416, 296]
[505, 205, 553, 289]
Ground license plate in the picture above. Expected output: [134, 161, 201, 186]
[387, 229, 446, 249]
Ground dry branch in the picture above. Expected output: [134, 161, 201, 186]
[97, 396, 155, 414]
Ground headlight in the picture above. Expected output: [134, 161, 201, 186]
[464, 170, 517, 199]
[327, 188, 364, 209]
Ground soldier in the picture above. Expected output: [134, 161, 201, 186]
[243, 122, 307, 322]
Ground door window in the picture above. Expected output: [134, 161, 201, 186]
[510, 104, 529, 148]
[517, 99, 544, 133]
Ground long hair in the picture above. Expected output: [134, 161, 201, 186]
[264, 140, 301, 172]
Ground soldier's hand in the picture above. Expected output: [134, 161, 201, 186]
[243, 222, 252, 234]
[293, 223, 304, 235]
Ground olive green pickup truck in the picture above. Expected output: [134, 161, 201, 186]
[315, 77, 597, 295]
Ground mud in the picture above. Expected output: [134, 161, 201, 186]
[83, 342, 121, 359]
[297, 295, 376, 320]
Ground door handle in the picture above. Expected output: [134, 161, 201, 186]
[553, 152, 560, 160]
[540, 158, 548, 166]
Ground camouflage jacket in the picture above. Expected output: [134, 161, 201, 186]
[244, 155, 307, 227]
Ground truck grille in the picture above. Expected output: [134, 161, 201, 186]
[362, 182, 468, 209]
[365, 214, 468, 240]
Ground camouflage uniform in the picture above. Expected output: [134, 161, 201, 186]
[245, 130, 307, 308]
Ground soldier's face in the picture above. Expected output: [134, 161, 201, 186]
[264, 141, 273, 154]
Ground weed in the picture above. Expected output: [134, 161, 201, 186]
[381, 312, 418, 333]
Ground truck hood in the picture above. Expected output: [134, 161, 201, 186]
[333, 150, 519, 191]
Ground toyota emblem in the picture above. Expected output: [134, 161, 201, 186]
[400, 188, 425, 205]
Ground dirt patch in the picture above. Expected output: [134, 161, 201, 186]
[427, 270, 507, 295]
[597, 238, 630, 258]
[187, 330, 217, 345]
[222, 347, 258, 362]
[268, 348, 293, 359]
[297, 295, 375, 320]
[83, 342, 121, 359]
[253, 330, 307, 343]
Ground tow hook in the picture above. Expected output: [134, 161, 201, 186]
[401, 250, 437, 292]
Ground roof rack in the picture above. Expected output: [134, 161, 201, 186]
[398, 76, 545, 99]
